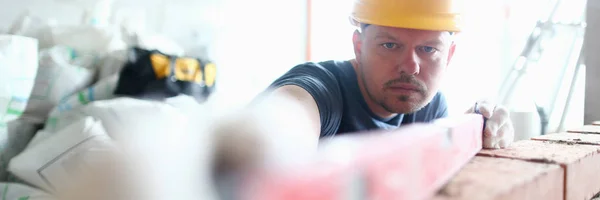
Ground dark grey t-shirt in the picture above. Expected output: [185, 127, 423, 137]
[268, 60, 449, 138]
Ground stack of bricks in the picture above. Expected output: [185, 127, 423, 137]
[432, 121, 600, 200]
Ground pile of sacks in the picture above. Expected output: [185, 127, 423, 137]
[0, 14, 223, 200]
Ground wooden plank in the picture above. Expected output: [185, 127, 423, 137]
[478, 140, 600, 200]
[431, 156, 564, 200]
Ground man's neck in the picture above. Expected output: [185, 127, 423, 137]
[349, 59, 398, 119]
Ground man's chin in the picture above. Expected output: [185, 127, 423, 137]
[384, 98, 427, 114]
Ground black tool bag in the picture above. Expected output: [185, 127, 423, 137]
[114, 47, 216, 103]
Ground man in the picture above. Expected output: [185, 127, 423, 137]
[219, 0, 513, 163]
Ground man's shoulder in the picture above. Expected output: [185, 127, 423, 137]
[290, 60, 350, 76]
[431, 92, 447, 105]
[269, 60, 354, 89]
[268, 60, 349, 137]
[424, 91, 448, 111]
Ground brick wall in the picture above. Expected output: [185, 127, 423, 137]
[434, 123, 600, 200]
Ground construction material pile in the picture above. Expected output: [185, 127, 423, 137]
[0, 13, 219, 200]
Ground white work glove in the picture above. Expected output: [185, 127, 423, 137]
[467, 101, 515, 149]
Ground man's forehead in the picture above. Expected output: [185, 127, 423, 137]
[364, 25, 454, 44]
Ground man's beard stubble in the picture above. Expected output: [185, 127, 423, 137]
[381, 74, 428, 114]
[368, 74, 429, 114]
[357, 58, 431, 114]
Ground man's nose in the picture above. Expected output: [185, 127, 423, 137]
[397, 50, 420, 75]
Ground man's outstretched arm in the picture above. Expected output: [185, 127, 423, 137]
[258, 85, 322, 138]
[211, 85, 322, 171]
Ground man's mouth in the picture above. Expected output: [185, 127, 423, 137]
[387, 84, 422, 93]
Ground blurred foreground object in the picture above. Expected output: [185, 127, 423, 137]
[6, 93, 483, 200]
[22, 45, 95, 122]
[10, 97, 218, 200]
[241, 115, 482, 200]
[208, 89, 484, 200]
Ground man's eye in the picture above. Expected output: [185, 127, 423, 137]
[420, 46, 437, 53]
[382, 43, 397, 49]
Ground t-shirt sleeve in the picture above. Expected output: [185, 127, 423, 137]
[266, 62, 344, 137]
[434, 92, 449, 119]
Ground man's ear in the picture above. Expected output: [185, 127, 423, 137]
[447, 42, 457, 67]
[352, 30, 363, 61]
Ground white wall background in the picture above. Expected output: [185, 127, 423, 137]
[210, 0, 307, 112]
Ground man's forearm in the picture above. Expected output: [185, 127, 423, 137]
[212, 85, 322, 172]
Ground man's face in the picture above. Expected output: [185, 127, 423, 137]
[352, 25, 456, 114]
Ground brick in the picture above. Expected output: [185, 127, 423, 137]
[478, 140, 600, 200]
[431, 156, 564, 200]
[532, 132, 600, 145]
[567, 125, 600, 134]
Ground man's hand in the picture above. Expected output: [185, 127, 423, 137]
[467, 101, 515, 149]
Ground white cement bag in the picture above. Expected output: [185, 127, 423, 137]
[97, 50, 127, 80]
[23, 46, 95, 122]
[50, 25, 127, 55]
[43, 97, 217, 200]
[41, 74, 118, 134]
[23, 129, 50, 151]
[48, 74, 119, 119]
[45, 97, 195, 147]
[0, 35, 39, 182]
[0, 119, 39, 182]
[0, 183, 53, 200]
[8, 13, 56, 50]
[8, 117, 115, 192]
[0, 35, 38, 123]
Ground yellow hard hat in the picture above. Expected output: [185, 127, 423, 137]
[350, 0, 464, 32]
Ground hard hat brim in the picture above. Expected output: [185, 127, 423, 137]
[350, 15, 462, 32]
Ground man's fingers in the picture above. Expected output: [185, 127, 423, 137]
[490, 105, 509, 132]
[483, 122, 496, 137]
[477, 102, 495, 118]
[498, 120, 515, 148]
[482, 133, 499, 149]
[484, 105, 510, 136]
